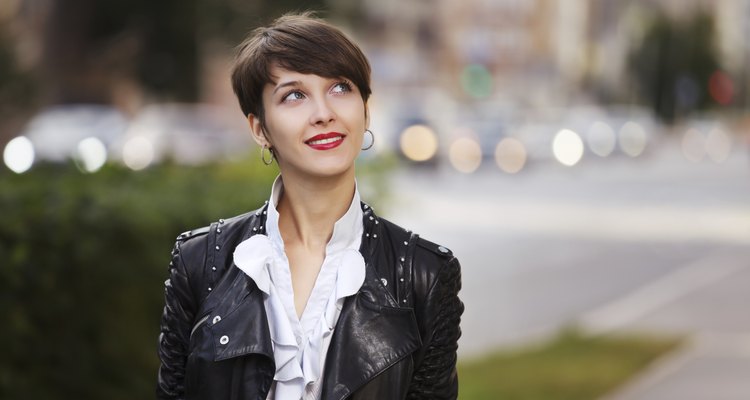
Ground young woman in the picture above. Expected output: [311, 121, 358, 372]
[157, 13, 463, 400]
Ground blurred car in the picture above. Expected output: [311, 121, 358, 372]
[679, 116, 733, 163]
[509, 105, 659, 167]
[110, 104, 251, 169]
[19, 104, 128, 162]
[431, 99, 517, 173]
[376, 86, 459, 166]
[511, 108, 566, 164]
[603, 105, 659, 158]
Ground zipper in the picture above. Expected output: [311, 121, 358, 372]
[190, 314, 210, 340]
[340, 350, 414, 400]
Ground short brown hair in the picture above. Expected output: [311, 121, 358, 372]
[230, 13, 372, 128]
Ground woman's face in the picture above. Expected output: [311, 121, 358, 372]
[249, 65, 368, 180]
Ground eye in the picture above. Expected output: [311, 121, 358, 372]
[282, 90, 305, 103]
[331, 81, 352, 94]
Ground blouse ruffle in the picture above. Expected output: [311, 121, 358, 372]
[232, 177, 365, 399]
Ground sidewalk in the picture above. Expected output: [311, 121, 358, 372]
[581, 250, 750, 400]
[601, 333, 750, 400]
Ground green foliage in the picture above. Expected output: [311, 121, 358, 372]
[0, 160, 277, 399]
[355, 152, 399, 210]
[627, 10, 723, 124]
[0, 156, 391, 399]
[458, 328, 682, 400]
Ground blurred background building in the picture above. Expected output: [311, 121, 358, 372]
[359, 0, 750, 110]
[1, 0, 749, 171]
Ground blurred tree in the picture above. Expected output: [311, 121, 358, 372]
[627, 10, 723, 124]
[37, 0, 338, 106]
[0, 28, 36, 139]
[196, 0, 337, 42]
[0, 161, 276, 399]
[41, 0, 199, 103]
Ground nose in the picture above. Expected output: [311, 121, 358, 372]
[309, 97, 335, 126]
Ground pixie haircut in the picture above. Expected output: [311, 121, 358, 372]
[231, 13, 372, 129]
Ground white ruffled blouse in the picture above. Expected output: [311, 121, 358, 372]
[232, 176, 366, 400]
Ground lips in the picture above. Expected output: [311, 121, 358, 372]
[305, 132, 345, 150]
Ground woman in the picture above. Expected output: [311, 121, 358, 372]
[157, 13, 463, 400]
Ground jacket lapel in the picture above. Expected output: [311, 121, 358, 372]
[206, 267, 274, 361]
[202, 209, 274, 363]
[322, 244, 422, 398]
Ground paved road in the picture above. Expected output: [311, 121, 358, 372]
[374, 138, 750, 399]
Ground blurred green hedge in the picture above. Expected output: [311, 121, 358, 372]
[0, 160, 281, 399]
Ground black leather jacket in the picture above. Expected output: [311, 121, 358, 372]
[157, 203, 463, 399]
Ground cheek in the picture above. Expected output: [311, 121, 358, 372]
[264, 110, 300, 144]
[340, 101, 367, 131]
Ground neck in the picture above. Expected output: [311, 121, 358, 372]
[276, 169, 356, 251]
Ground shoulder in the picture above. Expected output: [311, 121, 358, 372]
[377, 215, 456, 258]
[168, 206, 268, 301]
[376, 216, 460, 288]
[412, 235, 461, 295]
[171, 225, 210, 269]
[171, 206, 266, 271]
[176, 207, 263, 244]
[374, 215, 462, 333]
[174, 225, 210, 250]
[414, 236, 456, 263]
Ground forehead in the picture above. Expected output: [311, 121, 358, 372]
[267, 64, 341, 87]
[268, 65, 304, 83]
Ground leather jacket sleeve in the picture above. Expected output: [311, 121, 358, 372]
[407, 255, 464, 399]
[156, 236, 201, 399]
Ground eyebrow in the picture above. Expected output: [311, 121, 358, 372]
[272, 80, 301, 95]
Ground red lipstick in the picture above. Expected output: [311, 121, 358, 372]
[305, 132, 345, 150]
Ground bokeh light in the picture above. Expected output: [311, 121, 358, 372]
[3, 136, 35, 173]
[400, 124, 438, 162]
[618, 121, 647, 157]
[495, 137, 527, 173]
[681, 128, 705, 163]
[448, 138, 482, 173]
[705, 127, 732, 163]
[552, 129, 584, 167]
[76, 137, 108, 173]
[586, 121, 617, 157]
[123, 136, 155, 170]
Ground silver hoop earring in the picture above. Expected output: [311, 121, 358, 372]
[261, 144, 274, 165]
[361, 129, 374, 150]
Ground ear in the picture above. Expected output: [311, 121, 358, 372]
[247, 114, 271, 147]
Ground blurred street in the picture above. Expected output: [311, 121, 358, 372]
[385, 136, 750, 398]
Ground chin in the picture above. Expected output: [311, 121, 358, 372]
[307, 153, 358, 173]
[308, 161, 356, 178]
